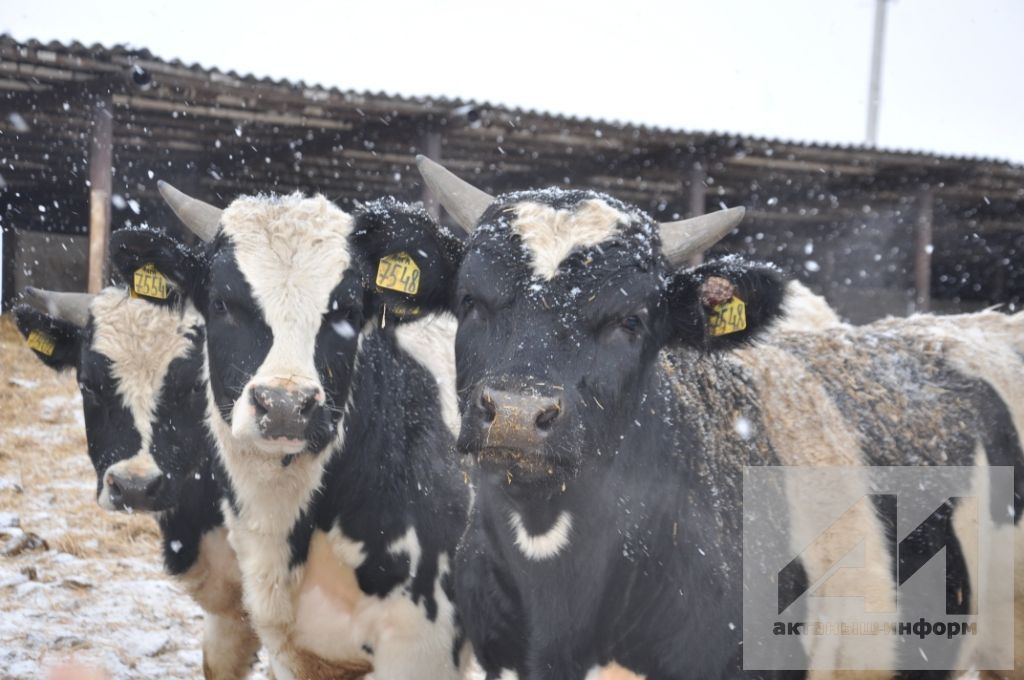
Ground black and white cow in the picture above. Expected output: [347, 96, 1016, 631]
[14, 287, 260, 680]
[406, 157, 1024, 680]
[109, 186, 468, 679]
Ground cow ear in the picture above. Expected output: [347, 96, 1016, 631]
[13, 305, 83, 370]
[665, 257, 787, 351]
[109, 228, 202, 306]
[351, 198, 465, 322]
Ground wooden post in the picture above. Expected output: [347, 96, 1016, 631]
[913, 188, 934, 313]
[421, 131, 442, 221]
[88, 98, 113, 293]
[687, 163, 707, 267]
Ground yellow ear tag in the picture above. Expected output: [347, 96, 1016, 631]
[708, 296, 747, 337]
[375, 252, 420, 295]
[26, 329, 56, 357]
[132, 263, 170, 300]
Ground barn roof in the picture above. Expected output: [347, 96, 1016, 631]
[1, 33, 1021, 232]
[1, 34, 1022, 319]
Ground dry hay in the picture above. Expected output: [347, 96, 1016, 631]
[0, 313, 234, 678]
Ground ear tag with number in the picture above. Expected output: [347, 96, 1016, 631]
[132, 263, 170, 300]
[376, 252, 420, 295]
[708, 296, 747, 336]
[27, 330, 56, 356]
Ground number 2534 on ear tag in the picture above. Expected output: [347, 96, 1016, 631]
[708, 296, 747, 336]
[26, 330, 56, 356]
[132, 263, 170, 300]
[376, 252, 420, 295]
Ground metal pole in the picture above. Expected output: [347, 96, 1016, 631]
[866, 0, 889, 146]
[88, 97, 113, 293]
[913, 188, 933, 313]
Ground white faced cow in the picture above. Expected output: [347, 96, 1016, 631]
[405, 157, 1024, 679]
[109, 186, 467, 679]
[15, 287, 259, 680]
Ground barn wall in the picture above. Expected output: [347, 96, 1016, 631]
[12, 230, 88, 297]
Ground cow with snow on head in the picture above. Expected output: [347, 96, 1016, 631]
[15, 287, 259, 680]
[110, 184, 467, 679]
[412, 157, 1024, 679]
[412, 156, 795, 679]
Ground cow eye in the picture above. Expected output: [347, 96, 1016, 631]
[459, 294, 476, 317]
[620, 315, 643, 334]
[210, 298, 228, 316]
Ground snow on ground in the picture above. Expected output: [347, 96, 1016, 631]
[0, 316, 267, 679]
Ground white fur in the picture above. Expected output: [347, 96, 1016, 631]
[508, 511, 573, 561]
[88, 289, 202, 509]
[218, 194, 352, 454]
[287, 528, 459, 678]
[394, 312, 459, 437]
[510, 199, 627, 281]
[774, 281, 842, 333]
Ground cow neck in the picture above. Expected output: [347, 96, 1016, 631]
[156, 447, 225, 576]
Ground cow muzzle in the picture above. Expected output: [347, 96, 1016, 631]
[103, 461, 168, 512]
[460, 386, 566, 475]
[249, 378, 324, 444]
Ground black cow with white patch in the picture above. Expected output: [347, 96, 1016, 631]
[15, 287, 260, 680]
[408, 157, 1024, 679]
[110, 187, 468, 679]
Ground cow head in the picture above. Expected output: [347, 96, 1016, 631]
[15, 287, 207, 513]
[109, 185, 461, 466]
[413, 158, 787, 491]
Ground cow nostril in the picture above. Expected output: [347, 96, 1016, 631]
[252, 387, 269, 416]
[297, 390, 319, 419]
[535, 403, 561, 431]
[479, 391, 497, 423]
[107, 477, 123, 499]
[144, 475, 163, 499]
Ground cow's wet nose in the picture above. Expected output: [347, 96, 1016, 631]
[251, 383, 323, 440]
[107, 471, 164, 511]
[470, 387, 563, 450]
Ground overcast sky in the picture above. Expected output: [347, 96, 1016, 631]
[4, 0, 1023, 163]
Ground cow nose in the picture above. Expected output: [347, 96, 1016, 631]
[473, 387, 563, 450]
[107, 471, 164, 511]
[251, 383, 322, 440]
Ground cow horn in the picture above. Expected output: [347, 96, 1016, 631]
[659, 207, 746, 267]
[415, 155, 493, 233]
[23, 287, 94, 328]
[157, 180, 222, 242]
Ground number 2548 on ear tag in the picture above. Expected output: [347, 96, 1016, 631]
[376, 252, 420, 295]
[133, 263, 169, 300]
[708, 296, 747, 336]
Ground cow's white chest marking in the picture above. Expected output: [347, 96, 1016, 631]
[509, 511, 573, 560]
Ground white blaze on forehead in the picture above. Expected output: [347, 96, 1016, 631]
[510, 199, 629, 280]
[88, 289, 202, 507]
[90, 289, 202, 450]
[220, 193, 354, 382]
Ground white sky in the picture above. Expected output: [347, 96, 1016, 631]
[4, 0, 1023, 163]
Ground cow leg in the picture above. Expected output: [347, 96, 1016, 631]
[201, 612, 261, 680]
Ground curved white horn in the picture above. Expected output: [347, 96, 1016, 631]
[660, 207, 746, 267]
[23, 287, 94, 328]
[157, 180, 222, 242]
[415, 155, 494, 233]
